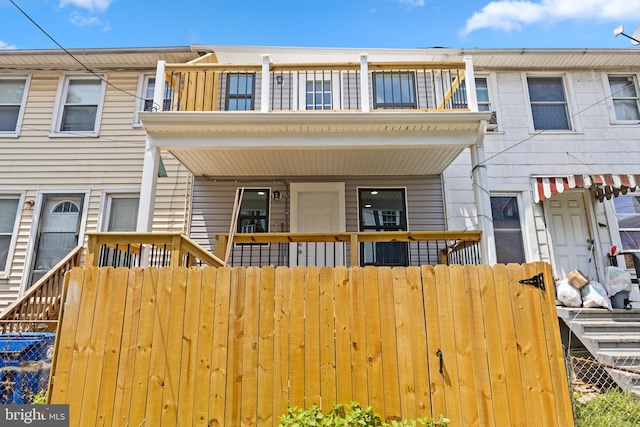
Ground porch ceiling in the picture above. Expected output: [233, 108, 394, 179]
[141, 111, 489, 176]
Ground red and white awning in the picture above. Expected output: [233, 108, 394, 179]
[533, 174, 640, 203]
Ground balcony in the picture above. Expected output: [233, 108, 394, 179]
[156, 57, 471, 113]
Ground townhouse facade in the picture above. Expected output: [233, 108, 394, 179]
[1, 44, 640, 310]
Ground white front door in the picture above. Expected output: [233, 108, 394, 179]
[546, 191, 596, 280]
[290, 183, 346, 266]
[29, 194, 85, 286]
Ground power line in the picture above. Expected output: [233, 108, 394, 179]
[8, 0, 160, 110]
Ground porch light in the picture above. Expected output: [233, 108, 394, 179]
[257, 191, 265, 195]
[276, 75, 283, 85]
[370, 191, 378, 195]
[364, 204, 372, 208]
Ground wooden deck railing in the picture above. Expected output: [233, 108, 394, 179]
[215, 230, 482, 267]
[84, 232, 225, 268]
[0, 245, 83, 333]
[160, 60, 469, 113]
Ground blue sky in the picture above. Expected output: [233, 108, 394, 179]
[1, 0, 640, 50]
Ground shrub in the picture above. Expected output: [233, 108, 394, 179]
[279, 402, 449, 427]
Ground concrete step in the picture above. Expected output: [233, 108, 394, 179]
[588, 334, 640, 349]
[557, 306, 640, 322]
[597, 350, 640, 368]
[579, 320, 640, 335]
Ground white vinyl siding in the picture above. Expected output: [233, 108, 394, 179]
[0, 77, 29, 136]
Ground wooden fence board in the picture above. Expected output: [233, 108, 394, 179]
[94, 267, 130, 427]
[193, 267, 217, 426]
[256, 267, 276, 427]
[49, 263, 573, 427]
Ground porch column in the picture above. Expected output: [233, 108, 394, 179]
[471, 136, 497, 264]
[464, 56, 478, 112]
[152, 60, 166, 111]
[360, 54, 370, 112]
[261, 54, 270, 113]
[136, 135, 160, 233]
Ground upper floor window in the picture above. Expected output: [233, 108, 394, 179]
[237, 189, 269, 233]
[373, 72, 416, 109]
[0, 194, 22, 276]
[226, 73, 255, 111]
[608, 75, 640, 122]
[0, 77, 28, 135]
[527, 76, 570, 130]
[306, 79, 332, 110]
[491, 195, 526, 264]
[55, 76, 105, 135]
[134, 76, 174, 125]
[475, 77, 491, 112]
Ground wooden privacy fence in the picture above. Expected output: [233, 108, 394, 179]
[49, 263, 573, 427]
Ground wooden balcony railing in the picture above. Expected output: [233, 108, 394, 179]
[215, 230, 482, 268]
[84, 232, 225, 268]
[0, 245, 82, 333]
[159, 60, 469, 113]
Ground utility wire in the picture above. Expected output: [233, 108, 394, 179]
[8, 0, 160, 110]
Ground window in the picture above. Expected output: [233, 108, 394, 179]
[359, 188, 408, 266]
[527, 76, 570, 130]
[0, 195, 21, 275]
[475, 77, 491, 112]
[134, 76, 174, 125]
[55, 76, 104, 134]
[0, 77, 28, 135]
[613, 196, 640, 252]
[373, 72, 416, 109]
[608, 75, 640, 121]
[226, 73, 255, 111]
[104, 195, 139, 231]
[306, 79, 332, 110]
[237, 189, 269, 234]
[490, 196, 526, 264]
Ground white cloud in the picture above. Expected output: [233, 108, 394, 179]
[59, 0, 112, 12]
[0, 40, 17, 49]
[399, 0, 425, 6]
[463, 0, 640, 34]
[70, 12, 103, 27]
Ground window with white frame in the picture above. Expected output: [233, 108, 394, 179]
[0, 77, 28, 135]
[0, 195, 21, 275]
[306, 79, 332, 110]
[134, 76, 174, 125]
[55, 76, 104, 134]
[608, 75, 640, 122]
[490, 196, 526, 264]
[104, 194, 140, 232]
[527, 76, 571, 130]
[475, 77, 491, 112]
[613, 195, 640, 253]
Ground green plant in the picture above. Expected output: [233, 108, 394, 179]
[279, 402, 449, 427]
[575, 389, 640, 427]
[30, 390, 47, 404]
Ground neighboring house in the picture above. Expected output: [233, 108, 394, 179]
[138, 45, 640, 283]
[3, 44, 640, 310]
[0, 47, 202, 309]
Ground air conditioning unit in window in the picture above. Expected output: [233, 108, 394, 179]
[486, 110, 498, 131]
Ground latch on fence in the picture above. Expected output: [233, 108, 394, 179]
[519, 272, 545, 290]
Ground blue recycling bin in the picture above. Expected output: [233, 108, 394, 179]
[0, 332, 56, 404]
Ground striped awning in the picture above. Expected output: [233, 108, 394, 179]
[533, 174, 640, 203]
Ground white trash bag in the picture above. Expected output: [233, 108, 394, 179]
[604, 266, 632, 296]
[581, 281, 612, 310]
[557, 279, 582, 307]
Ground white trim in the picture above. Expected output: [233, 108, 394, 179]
[20, 189, 91, 294]
[522, 72, 576, 133]
[0, 75, 31, 138]
[290, 182, 346, 233]
[49, 74, 107, 137]
[0, 191, 25, 279]
[98, 189, 141, 231]
[136, 138, 160, 232]
[602, 72, 640, 125]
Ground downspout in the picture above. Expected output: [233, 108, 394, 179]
[465, 55, 497, 265]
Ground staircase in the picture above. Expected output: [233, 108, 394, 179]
[558, 306, 640, 395]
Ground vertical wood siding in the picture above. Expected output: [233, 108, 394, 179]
[50, 262, 574, 427]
